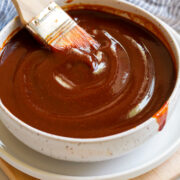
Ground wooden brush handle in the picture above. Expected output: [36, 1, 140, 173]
[11, 0, 52, 25]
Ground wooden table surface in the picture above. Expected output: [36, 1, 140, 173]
[0, 148, 180, 180]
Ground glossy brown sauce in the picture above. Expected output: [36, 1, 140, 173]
[0, 10, 176, 138]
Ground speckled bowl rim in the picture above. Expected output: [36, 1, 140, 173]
[0, 0, 179, 143]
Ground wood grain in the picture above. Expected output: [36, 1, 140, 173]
[0, 148, 180, 180]
[11, 0, 51, 25]
[0, 159, 38, 180]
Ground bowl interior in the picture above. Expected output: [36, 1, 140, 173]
[0, 0, 179, 142]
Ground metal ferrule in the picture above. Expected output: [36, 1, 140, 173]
[27, 2, 76, 43]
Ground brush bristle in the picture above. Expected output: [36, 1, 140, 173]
[27, 2, 99, 51]
[48, 25, 99, 51]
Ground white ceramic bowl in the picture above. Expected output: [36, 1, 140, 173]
[0, 0, 179, 162]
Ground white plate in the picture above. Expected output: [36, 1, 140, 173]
[0, 25, 180, 180]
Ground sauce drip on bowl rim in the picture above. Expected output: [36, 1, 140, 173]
[0, 9, 176, 138]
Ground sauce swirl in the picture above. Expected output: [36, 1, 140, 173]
[0, 10, 176, 138]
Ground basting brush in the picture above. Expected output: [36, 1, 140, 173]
[11, 0, 99, 51]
